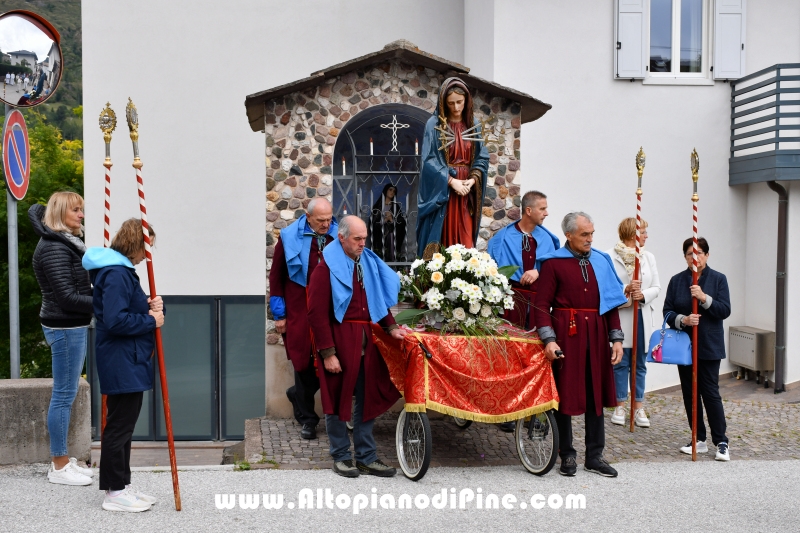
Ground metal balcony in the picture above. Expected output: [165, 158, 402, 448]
[729, 64, 800, 185]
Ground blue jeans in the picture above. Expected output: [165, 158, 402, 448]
[613, 309, 646, 403]
[325, 360, 377, 465]
[42, 326, 88, 457]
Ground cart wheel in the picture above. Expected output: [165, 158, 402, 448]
[516, 410, 559, 476]
[452, 416, 472, 430]
[396, 408, 432, 481]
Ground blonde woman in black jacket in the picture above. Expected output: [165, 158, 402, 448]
[29, 192, 95, 486]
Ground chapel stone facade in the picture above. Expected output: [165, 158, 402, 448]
[244, 40, 551, 345]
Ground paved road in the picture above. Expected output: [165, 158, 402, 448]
[257, 393, 800, 469]
[2, 459, 797, 532]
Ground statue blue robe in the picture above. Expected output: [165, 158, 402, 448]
[416, 114, 489, 255]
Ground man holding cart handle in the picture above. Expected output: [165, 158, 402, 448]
[534, 211, 627, 478]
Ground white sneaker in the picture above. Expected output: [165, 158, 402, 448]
[610, 406, 626, 425]
[48, 462, 93, 486]
[127, 485, 157, 505]
[679, 441, 708, 455]
[69, 457, 94, 477]
[715, 442, 730, 461]
[102, 489, 152, 512]
[634, 408, 650, 428]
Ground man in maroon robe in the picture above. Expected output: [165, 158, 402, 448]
[487, 190, 560, 432]
[308, 216, 406, 478]
[534, 212, 625, 478]
[269, 198, 336, 439]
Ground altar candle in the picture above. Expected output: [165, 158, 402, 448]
[370, 138, 373, 155]
[415, 138, 419, 155]
[342, 156, 346, 176]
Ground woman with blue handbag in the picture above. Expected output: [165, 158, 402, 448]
[663, 237, 731, 461]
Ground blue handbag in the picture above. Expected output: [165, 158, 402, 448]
[646, 312, 693, 365]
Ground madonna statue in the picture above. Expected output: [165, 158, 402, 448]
[416, 77, 489, 256]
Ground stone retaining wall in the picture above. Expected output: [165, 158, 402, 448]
[0, 378, 91, 465]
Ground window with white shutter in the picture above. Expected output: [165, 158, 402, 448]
[614, 0, 743, 85]
[615, 0, 647, 79]
[714, 0, 746, 79]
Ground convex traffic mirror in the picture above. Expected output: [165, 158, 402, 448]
[0, 10, 62, 108]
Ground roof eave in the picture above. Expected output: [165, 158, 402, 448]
[244, 43, 551, 132]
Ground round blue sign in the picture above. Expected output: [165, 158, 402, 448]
[3, 109, 30, 200]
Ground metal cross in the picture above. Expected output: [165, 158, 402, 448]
[380, 115, 410, 153]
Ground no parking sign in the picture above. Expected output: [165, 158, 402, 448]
[3, 109, 30, 200]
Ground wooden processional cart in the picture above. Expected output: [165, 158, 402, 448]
[372, 324, 560, 481]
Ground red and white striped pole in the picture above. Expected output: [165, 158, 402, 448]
[630, 148, 646, 433]
[126, 98, 182, 510]
[690, 149, 700, 461]
[98, 104, 117, 435]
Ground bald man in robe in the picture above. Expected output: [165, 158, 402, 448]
[307, 216, 406, 478]
[269, 198, 337, 439]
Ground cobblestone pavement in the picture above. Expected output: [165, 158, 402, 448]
[254, 392, 800, 471]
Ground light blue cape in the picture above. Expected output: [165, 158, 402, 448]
[486, 222, 561, 281]
[323, 239, 399, 324]
[280, 214, 338, 287]
[82, 247, 134, 270]
[537, 247, 627, 315]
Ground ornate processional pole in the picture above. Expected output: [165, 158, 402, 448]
[690, 149, 700, 462]
[98, 103, 117, 435]
[630, 148, 645, 433]
[126, 98, 182, 510]
[99, 104, 116, 247]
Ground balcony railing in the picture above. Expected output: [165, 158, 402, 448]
[729, 63, 800, 185]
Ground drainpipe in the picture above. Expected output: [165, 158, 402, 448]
[766, 181, 787, 393]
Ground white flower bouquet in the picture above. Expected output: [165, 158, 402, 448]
[396, 244, 518, 336]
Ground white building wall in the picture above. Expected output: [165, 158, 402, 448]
[82, 0, 800, 392]
[786, 181, 800, 384]
[744, 1, 800, 387]
[82, 0, 465, 297]
[489, 0, 755, 392]
[464, 0, 495, 80]
[743, 183, 778, 332]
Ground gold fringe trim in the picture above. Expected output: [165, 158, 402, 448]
[421, 399, 559, 423]
[503, 336, 543, 345]
[403, 403, 427, 412]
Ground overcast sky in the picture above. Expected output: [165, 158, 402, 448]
[0, 15, 54, 60]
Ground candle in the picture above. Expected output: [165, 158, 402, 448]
[342, 156, 346, 176]
[415, 138, 419, 156]
[370, 137, 373, 155]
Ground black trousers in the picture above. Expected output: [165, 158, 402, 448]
[677, 359, 728, 445]
[554, 349, 605, 463]
[99, 391, 143, 491]
[289, 355, 320, 426]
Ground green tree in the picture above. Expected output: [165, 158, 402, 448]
[1, 109, 84, 378]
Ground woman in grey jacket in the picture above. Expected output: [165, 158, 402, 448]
[29, 192, 95, 486]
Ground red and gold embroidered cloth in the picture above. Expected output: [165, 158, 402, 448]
[372, 325, 559, 423]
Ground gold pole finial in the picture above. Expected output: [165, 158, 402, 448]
[126, 98, 143, 169]
[99, 103, 117, 170]
[690, 148, 699, 201]
[635, 147, 646, 195]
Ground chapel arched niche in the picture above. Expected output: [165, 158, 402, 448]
[333, 103, 430, 266]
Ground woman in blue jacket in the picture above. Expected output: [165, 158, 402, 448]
[663, 237, 731, 461]
[83, 219, 163, 512]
